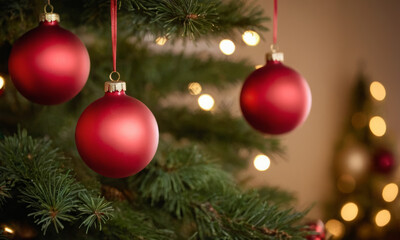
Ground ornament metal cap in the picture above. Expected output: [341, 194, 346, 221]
[39, 13, 60, 22]
[266, 52, 284, 62]
[40, 3, 60, 22]
[104, 81, 127, 93]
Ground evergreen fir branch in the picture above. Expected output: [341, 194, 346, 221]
[0, 181, 11, 207]
[256, 187, 296, 207]
[78, 194, 114, 233]
[100, 202, 176, 240]
[82, 0, 267, 40]
[19, 173, 84, 234]
[0, 131, 114, 235]
[130, 146, 234, 218]
[156, 107, 282, 170]
[0, 0, 268, 43]
[194, 192, 307, 239]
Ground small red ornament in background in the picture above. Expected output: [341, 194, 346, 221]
[240, 53, 311, 134]
[239, 0, 311, 135]
[75, 81, 159, 178]
[8, 3, 90, 105]
[373, 149, 396, 174]
[305, 220, 326, 240]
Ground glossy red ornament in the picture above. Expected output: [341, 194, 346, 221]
[8, 16, 90, 105]
[305, 220, 326, 240]
[75, 82, 159, 178]
[240, 55, 311, 134]
[373, 149, 396, 174]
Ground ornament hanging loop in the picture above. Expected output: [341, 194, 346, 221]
[270, 44, 279, 53]
[44, 3, 54, 13]
[109, 71, 120, 82]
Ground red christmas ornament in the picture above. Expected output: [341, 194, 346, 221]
[75, 81, 159, 178]
[8, 7, 90, 105]
[305, 220, 326, 240]
[240, 52, 311, 134]
[373, 149, 396, 174]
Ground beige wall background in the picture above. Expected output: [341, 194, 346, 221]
[239, 0, 400, 219]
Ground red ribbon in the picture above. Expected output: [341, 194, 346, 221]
[273, 0, 278, 45]
[111, 0, 117, 72]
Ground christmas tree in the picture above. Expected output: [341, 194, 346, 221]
[325, 72, 399, 239]
[0, 0, 311, 239]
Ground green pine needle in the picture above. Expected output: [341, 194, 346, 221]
[78, 194, 114, 233]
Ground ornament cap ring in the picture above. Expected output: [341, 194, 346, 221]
[109, 71, 120, 81]
[44, 3, 54, 14]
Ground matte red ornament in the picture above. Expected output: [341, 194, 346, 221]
[8, 13, 90, 105]
[373, 149, 396, 174]
[305, 220, 326, 240]
[240, 54, 311, 134]
[75, 82, 159, 178]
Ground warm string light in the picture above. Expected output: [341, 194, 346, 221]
[340, 202, 359, 221]
[253, 154, 271, 171]
[155, 36, 167, 46]
[370, 81, 386, 101]
[242, 30, 260, 46]
[255, 65, 263, 69]
[325, 219, 345, 239]
[198, 94, 215, 111]
[4, 226, 14, 234]
[382, 183, 398, 202]
[188, 82, 202, 95]
[375, 209, 391, 227]
[219, 39, 235, 55]
[369, 116, 386, 137]
[0, 76, 5, 89]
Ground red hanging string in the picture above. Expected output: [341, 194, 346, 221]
[111, 0, 117, 72]
[273, 0, 278, 45]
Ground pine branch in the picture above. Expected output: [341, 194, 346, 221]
[0, 130, 114, 235]
[20, 173, 83, 234]
[156, 107, 283, 170]
[129, 146, 305, 239]
[0, 181, 12, 207]
[78, 194, 114, 233]
[0, 0, 268, 43]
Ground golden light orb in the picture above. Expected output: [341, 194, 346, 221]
[155, 36, 167, 46]
[0, 76, 4, 89]
[242, 30, 260, 46]
[370, 81, 386, 101]
[188, 82, 202, 95]
[382, 183, 398, 202]
[375, 209, 391, 227]
[219, 39, 235, 55]
[369, 116, 386, 137]
[198, 94, 215, 111]
[325, 219, 345, 239]
[253, 154, 271, 171]
[340, 202, 359, 222]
